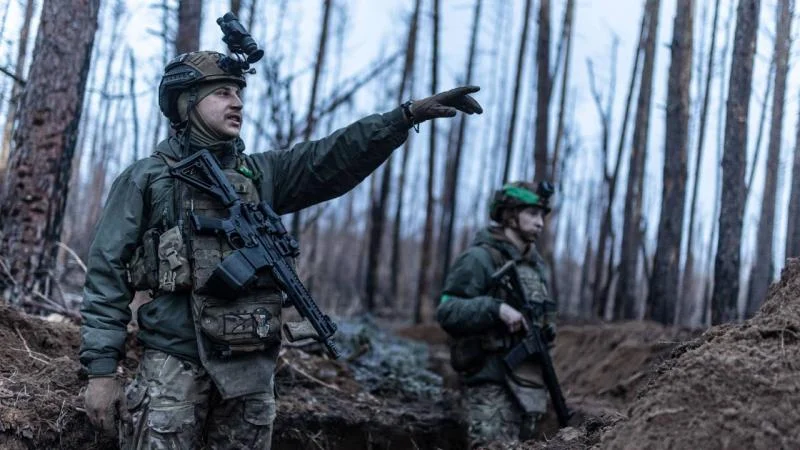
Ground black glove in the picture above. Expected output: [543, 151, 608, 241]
[407, 85, 483, 124]
[543, 322, 557, 343]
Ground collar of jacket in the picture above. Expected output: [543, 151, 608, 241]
[156, 135, 246, 169]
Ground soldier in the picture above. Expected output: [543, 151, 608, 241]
[79, 48, 482, 449]
[436, 181, 557, 448]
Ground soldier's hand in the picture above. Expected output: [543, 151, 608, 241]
[499, 303, 528, 334]
[408, 85, 483, 124]
[85, 376, 130, 437]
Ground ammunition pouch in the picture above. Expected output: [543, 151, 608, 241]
[126, 226, 192, 293]
[450, 333, 514, 374]
[127, 228, 159, 291]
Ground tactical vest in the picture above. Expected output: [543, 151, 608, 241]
[186, 166, 284, 356]
[128, 151, 285, 399]
[450, 244, 553, 392]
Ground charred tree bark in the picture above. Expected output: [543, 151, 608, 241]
[414, 0, 440, 324]
[647, 0, 694, 325]
[0, 0, 36, 172]
[615, 0, 660, 320]
[681, 0, 721, 323]
[176, 0, 202, 55]
[501, 0, 533, 183]
[533, 0, 551, 182]
[0, 0, 99, 307]
[746, 0, 792, 317]
[366, 0, 418, 312]
[436, 0, 482, 291]
[712, 0, 760, 325]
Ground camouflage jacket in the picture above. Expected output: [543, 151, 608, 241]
[436, 227, 555, 384]
[79, 108, 410, 376]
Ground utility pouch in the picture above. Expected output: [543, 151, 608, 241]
[127, 228, 160, 291]
[198, 293, 283, 355]
[450, 336, 487, 374]
[157, 226, 191, 292]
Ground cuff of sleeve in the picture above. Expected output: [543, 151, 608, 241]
[86, 358, 118, 377]
[382, 107, 413, 130]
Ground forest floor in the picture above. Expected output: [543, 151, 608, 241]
[0, 259, 798, 449]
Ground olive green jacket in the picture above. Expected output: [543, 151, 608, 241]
[79, 108, 410, 376]
[436, 227, 554, 384]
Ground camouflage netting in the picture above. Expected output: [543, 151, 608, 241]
[597, 258, 800, 450]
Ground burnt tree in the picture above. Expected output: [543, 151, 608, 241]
[436, 0, 482, 290]
[415, 0, 440, 324]
[176, 0, 202, 55]
[501, 0, 533, 182]
[365, 0, 417, 311]
[746, 0, 792, 317]
[787, 92, 800, 258]
[647, 0, 694, 325]
[682, 0, 721, 322]
[0, 0, 36, 173]
[712, 0, 760, 324]
[0, 0, 100, 307]
[533, 0, 551, 181]
[615, 0, 660, 320]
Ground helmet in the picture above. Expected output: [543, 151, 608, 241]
[158, 51, 247, 124]
[489, 181, 554, 222]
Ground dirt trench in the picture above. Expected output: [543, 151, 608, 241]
[4, 255, 799, 450]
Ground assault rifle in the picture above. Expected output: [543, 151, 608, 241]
[491, 261, 572, 427]
[169, 149, 342, 359]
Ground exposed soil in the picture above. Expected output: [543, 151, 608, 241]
[1, 260, 798, 449]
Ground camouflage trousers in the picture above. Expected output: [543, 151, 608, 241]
[119, 349, 276, 450]
[463, 382, 546, 449]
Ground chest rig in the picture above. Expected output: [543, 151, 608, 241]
[183, 162, 284, 357]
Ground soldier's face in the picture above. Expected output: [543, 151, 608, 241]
[194, 84, 243, 138]
[514, 207, 545, 243]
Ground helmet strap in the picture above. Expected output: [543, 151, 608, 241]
[179, 87, 199, 157]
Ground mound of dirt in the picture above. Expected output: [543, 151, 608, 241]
[598, 258, 800, 450]
[0, 304, 114, 449]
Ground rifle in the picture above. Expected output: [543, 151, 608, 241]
[169, 149, 342, 359]
[491, 260, 572, 427]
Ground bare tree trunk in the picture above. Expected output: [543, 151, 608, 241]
[366, 0, 418, 312]
[647, 0, 694, 325]
[0, 0, 99, 307]
[436, 0, 482, 291]
[786, 91, 800, 258]
[550, 0, 574, 182]
[615, 0, 660, 320]
[414, 0, 440, 324]
[0, 0, 36, 172]
[501, 0, 533, 183]
[533, 0, 551, 182]
[291, 0, 332, 241]
[231, 0, 241, 17]
[681, 0, 721, 323]
[176, 0, 202, 55]
[389, 0, 422, 303]
[712, 0, 761, 325]
[746, 0, 792, 317]
[593, 16, 645, 319]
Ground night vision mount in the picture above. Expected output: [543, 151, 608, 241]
[217, 12, 264, 75]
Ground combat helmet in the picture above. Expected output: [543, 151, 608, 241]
[489, 181, 554, 222]
[158, 51, 247, 126]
